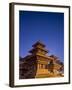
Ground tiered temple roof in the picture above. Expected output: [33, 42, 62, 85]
[29, 41, 49, 55]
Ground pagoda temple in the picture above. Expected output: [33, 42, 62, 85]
[19, 41, 64, 79]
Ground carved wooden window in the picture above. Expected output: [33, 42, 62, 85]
[41, 64, 43, 68]
[45, 65, 48, 69]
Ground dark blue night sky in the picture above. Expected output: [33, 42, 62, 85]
[19, 11, 64, 62]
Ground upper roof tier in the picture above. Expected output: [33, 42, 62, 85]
[29, 48, 48, 54]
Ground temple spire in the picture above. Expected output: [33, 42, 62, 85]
[32, 40, 45, 47]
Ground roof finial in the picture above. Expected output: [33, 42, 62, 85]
[37, 40, 44, 44]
